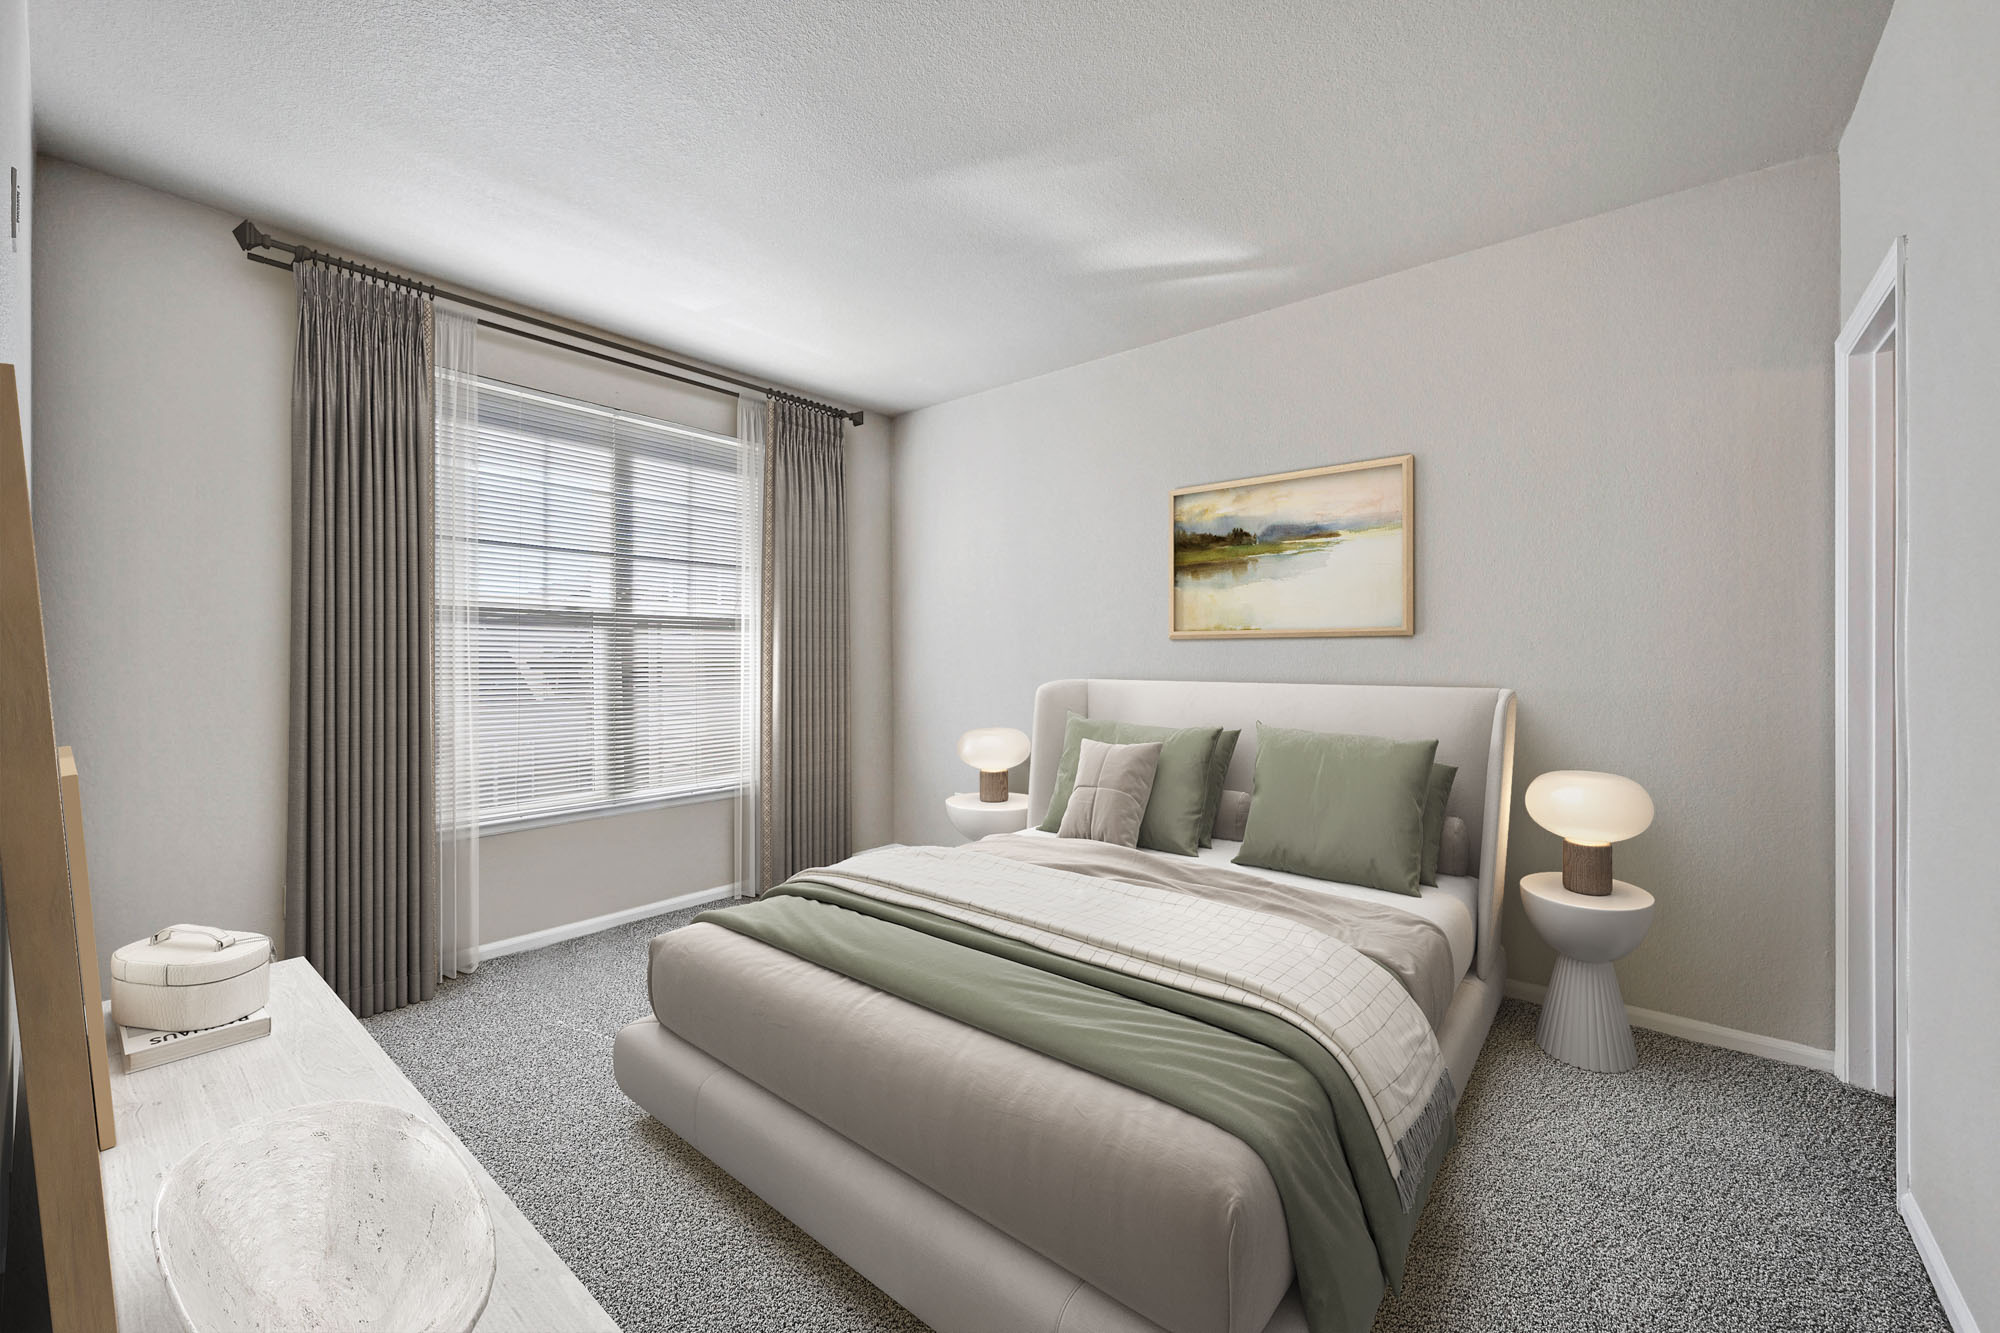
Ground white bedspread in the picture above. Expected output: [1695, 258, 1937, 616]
[1016, 829, 1477, 980]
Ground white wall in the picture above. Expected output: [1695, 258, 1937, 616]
[1, 0, 28, 461]
[476, 800, 735, 944]
[33, 158, 293, 990]
[847, 405, 896, 850]
[31, 157, 896, 983]
[892, 155, 1840, 1049]
[1839, 1, 2000, 1323]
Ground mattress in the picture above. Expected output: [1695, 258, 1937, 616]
[1013, 829, 1477, 981]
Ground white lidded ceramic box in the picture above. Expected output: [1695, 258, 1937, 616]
[111, 925, 273, 1032]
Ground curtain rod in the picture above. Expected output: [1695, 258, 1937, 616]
[231, 220, 863, 426]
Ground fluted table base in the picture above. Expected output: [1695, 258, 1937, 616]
[1537, 955, 1638, 1073]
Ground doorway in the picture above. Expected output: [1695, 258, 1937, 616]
[1833, 238, 1904, 1099]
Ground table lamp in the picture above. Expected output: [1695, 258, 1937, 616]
[958, 727, 1030, 802]
[1524, 770, 1653, 896]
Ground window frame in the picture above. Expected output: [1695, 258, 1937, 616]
[454, 375, 749, 831]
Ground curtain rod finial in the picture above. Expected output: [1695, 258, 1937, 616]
[851, 411, 865, 427]
[232, 219, 271, 253]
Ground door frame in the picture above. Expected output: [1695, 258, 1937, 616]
[1832, 237, 1906, 1102]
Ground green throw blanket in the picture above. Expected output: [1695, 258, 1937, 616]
[698, 880, 1453, 1333]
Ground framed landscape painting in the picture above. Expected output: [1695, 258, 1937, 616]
[1171, 454, 1414, 638]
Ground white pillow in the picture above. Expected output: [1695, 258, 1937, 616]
[1438, 815, 1471, 878]
[1057, 739, 1162, 848]
[1212, 789, 1251, 843]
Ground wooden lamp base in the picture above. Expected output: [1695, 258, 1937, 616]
[1561, 840, 1614, 896]
[979, 769, 1010, 802]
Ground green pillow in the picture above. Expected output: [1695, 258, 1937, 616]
[1421, 763, 1457, 887]
[1234, 724, 1438, 896]
[1198, 729, 1241, 847]
[1038, 712, 1222, 856]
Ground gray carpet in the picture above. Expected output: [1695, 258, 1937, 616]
[365, 908, 1947, 1332]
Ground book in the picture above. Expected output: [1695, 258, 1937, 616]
[119, 1008, 272, 1072]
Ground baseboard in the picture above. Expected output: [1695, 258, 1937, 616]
[1503, 978, 1834, 1072]
[1901, 1191, 1983, 1332]
[477, 884, 734, 962]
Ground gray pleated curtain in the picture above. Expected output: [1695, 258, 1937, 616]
[285, 260, 438, 1018]
[757, 397, 850, 890]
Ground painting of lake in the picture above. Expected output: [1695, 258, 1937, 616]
[1171, 455, 1413, 637]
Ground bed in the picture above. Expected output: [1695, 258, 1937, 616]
[614, 678, 1517, 1333]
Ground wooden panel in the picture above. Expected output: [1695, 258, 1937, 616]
[0, 362, 119, 1330]
[102, 960, 618, 1331]
[57, 746, 117, 1149]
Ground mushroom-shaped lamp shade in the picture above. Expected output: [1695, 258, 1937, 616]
[959, 727, 1031, 803]
[1524, 770, 1653, 896]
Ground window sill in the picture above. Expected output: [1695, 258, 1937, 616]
[473, 786, 738, 838]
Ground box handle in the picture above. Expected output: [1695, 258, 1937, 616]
[150, 924, 239, 951]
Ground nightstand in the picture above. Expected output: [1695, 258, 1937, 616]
[945, 792, 1030, 841]
[1519, 871, 1656, 1073]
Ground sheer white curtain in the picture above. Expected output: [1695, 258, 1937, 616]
[734, 391, 767, 898]
[434, 305, 481, 974]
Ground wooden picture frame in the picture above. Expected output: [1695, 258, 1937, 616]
[1170, 453, 1415, 639]
[57, 747, 117, 1151]
[0, 363, 119, 1331]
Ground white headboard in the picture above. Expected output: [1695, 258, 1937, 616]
[1029, 679, 1517, 981]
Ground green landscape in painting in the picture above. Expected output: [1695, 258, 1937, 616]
[1173, 461, 1407, 633]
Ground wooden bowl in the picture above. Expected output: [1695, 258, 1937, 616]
[154, 1100, 496, 1333]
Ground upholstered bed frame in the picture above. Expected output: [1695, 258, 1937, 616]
[615, 679, 1518, 1333]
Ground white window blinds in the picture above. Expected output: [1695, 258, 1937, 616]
[452, 377, 748, 825]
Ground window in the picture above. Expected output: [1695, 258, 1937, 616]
[450, 378, 748, 826]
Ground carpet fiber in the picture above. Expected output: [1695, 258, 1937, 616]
[365, 906, 1947, 1332]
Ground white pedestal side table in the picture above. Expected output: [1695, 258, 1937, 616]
[945, 792, 1030, 841]
[1519, 871, 1656, 1073]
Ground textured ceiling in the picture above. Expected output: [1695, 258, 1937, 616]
[31, 1, 1889, 414]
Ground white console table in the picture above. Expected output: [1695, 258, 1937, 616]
[100, 958, 618, 1332]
